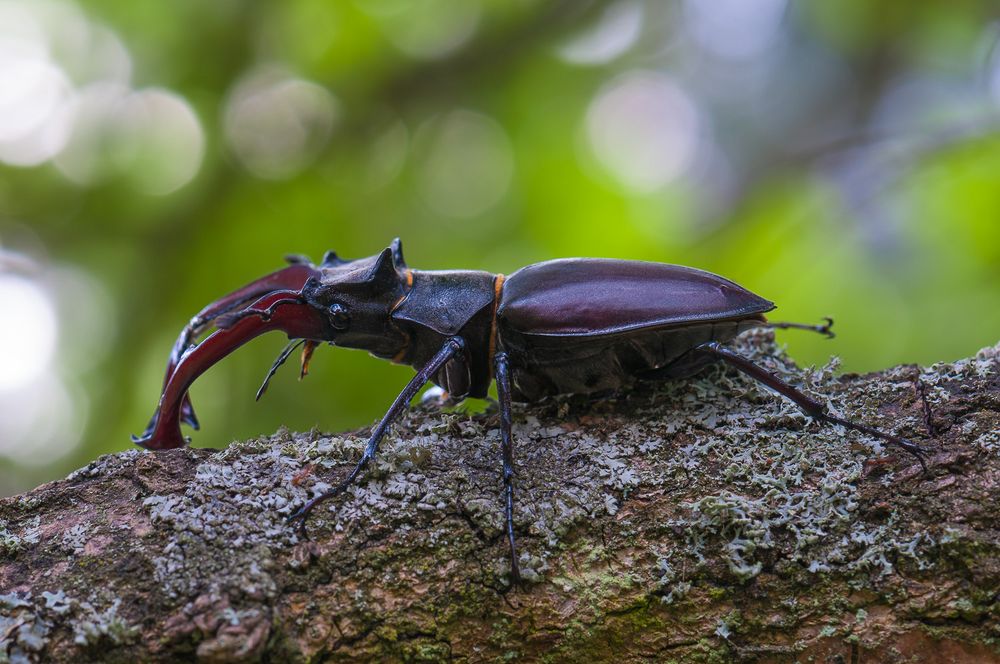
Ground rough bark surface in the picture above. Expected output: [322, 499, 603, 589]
[1, 331, 999, 663]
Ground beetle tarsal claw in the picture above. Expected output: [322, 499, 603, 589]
[818, 316, 835, 339]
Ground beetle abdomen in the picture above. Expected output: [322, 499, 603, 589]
[500, 319, 757, 400]
[497, 258, 773, 337]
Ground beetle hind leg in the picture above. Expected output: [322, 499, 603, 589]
[764, 317, 835, 339]
[695, 341, 930, 470]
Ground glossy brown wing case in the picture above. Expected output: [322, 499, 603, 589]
[497, 258, 774, 337]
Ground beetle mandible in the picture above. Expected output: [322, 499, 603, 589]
[134, 239, 928, 581]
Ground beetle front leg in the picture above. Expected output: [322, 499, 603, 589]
[695, 341, 929, 470]
[287, 337, 466, 534]
[494, 351, 520, 584]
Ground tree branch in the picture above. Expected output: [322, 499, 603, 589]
[2, 331, 998, 663]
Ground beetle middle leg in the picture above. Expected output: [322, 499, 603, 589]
[287, 337, 466, 535]
[494, 351, 521, 584]
[694, 341, 929, 469]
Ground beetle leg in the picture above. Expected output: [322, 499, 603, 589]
[695, 341, 929, 470]
[765, 317, 835, 339]
[287, 337, 466, 535]
[494, 351, 521, 584]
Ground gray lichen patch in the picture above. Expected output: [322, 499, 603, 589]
[64, 449, 143, 483]
[142, 443, 313, 601]
[615, 332, 943, 587]
[0, 590, 137, 663]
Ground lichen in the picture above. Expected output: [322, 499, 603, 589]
[0, 590, 137, 663]
[637, 331, 966, 590]
[1, 331, 997, 662]
[59, 525, 89, 556]
[0, 516, 40, 557]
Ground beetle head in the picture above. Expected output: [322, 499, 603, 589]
[133, 240, 411, 451]
[300, 245, 409, 357]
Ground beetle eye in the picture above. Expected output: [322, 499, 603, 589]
[328, 303, 350, 330]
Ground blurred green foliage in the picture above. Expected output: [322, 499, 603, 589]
[1, 0, 999, 495]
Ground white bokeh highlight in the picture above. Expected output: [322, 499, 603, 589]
[586, 71, 700, 192]
[224, 69, 338, 180]
[116, 89, 205, 195]
[0, 6, 76, 167]
[0, 0, 203, 194]
[684, 0, 786, 61]
[416, 110, 514, 219]
[558, 1, 643, 66]
[0, 274, 57, 391]
[0, 250, 110, 466]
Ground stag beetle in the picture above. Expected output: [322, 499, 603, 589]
[134, 239, 928, 582]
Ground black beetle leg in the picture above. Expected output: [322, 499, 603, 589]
[695, 341, 929, 471]
[494, 351, 521, 584]
[256, 339, 306, 401]
[287, 337, 466, 535]
[765, 317, 835, 339]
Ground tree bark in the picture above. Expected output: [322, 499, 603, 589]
[1, 330, 998, 663]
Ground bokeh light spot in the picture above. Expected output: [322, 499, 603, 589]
[684, 0, 786, 61]
[224, 69, 338, 180]
[586, 71, 700, 192]
[53, 82, 129, 185]
[0, 374, 82, 465]
[558, 1, 643, 66]
[115, 88, 205, 195]
[370, 0, 480, 60]
[416, 109, 514, 219]
[0, 41, 75, 166]
[0, 274, 58, 391]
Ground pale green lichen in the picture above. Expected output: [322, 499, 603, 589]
[0, 516, 40, 556]
[0, 590, 136, 663]
[59, 525, 89, 556]
[0, 520, 23, 556]
[643, 331, 962, 588]
[64, 449, 142, 482]
[71, 599, 137, 646]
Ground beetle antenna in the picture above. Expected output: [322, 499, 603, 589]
[766, 317, 835, 339]
[256, 340, 306, 401]
[217, 294, 305, 329]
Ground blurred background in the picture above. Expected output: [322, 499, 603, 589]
[2, 0, 999, 496]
